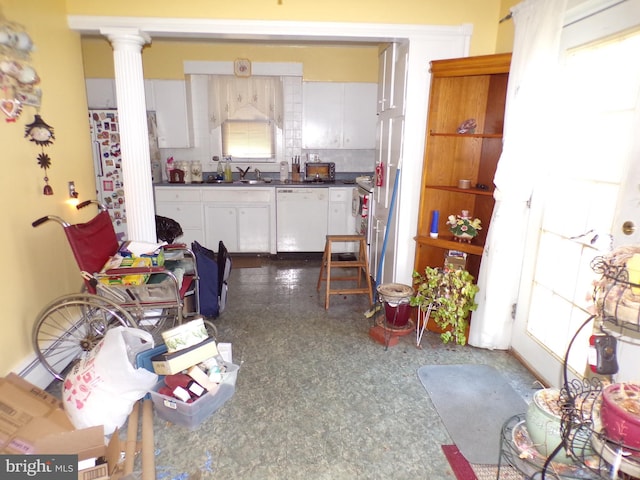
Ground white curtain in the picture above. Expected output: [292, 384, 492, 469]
[468, 0, 567, 349]
[208, 76, 283, 129]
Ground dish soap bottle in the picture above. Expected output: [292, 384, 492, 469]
[216, 161, 224, 181]
[224, 158, 232, 182]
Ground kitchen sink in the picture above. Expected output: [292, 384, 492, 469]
[238, 179, 270, 184]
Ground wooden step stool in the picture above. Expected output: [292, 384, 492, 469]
[317, 235, 373, 309]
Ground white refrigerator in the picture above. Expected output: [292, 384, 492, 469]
[89, 110, 161, 242]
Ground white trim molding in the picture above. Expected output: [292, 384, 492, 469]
[68, 16, 472, 43]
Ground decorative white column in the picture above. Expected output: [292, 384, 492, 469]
[101, 28, 155, 242]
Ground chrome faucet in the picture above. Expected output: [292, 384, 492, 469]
[254, 168, 262, 180]
[236, 166, 250, 179]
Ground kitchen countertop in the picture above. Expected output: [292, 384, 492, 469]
[155, 172, 372, 188]
[155, 179, 359, 188]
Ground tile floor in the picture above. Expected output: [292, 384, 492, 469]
[143, 256, 538, 479]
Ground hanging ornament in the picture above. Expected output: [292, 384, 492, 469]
[0, 97, 22, 122]
[37, 150, 53, 195]
[24, 114, 54, 146]
[25, 114, 56, 194]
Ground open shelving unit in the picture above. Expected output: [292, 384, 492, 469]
[414, 53, 512, 280]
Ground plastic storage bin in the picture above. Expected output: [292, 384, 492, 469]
[149, 362, 239, 430]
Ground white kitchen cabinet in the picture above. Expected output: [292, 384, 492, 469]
[203, 188, 276, 254]
[154, 187, 205, 248]
[377, 44, 395, 114]
[152, 79, 194, 149]
[204, 205, 238, 252]
[204, 204, 272, 253]
[86, 78, 117, 109]
[302, 82, 377, 149]
[238, 205, 271, 252]
[327, 187, 356, 253]
[343, 84, 378, 149]
[377, 42, 407, 115]
[392, 42, 409, 115]
[86, 78, 157, 111]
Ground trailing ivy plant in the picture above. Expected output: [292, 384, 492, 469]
[410, 265, 479, 345]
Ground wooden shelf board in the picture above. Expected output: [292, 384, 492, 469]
[430, 132, 503, 139]
[415, 235, 484, 256]
[424, 185, 494, 197]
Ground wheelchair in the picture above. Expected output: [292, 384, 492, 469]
[31, 200, 216, 380]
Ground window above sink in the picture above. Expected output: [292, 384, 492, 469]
[222, 120, 275, 161]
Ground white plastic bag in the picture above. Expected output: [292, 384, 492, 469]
[62, 327, 158, 435]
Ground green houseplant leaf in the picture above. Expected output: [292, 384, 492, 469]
[410, 265, 479, 345]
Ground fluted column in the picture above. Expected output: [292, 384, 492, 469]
[101, 28, 155, 242]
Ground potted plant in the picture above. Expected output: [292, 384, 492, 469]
[410, 265, 479, 345]
[447, 210, 482, 243]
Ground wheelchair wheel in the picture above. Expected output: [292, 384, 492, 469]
[203, 319, 218, 340]
[32, 293, 137, 381]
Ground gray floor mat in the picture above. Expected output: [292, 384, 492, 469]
[417, 363, 528, 464]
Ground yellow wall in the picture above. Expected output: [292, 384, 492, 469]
[496, 0, 519, 53]
[1, 0, 515, 378]
[0, 0, 98, 375]
[82, 38, 380, 82]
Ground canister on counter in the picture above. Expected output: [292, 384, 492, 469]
[179, 161, 192, 183]
[191, 161, 203, 183]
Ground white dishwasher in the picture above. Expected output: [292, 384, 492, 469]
[276, 187, 328, 252]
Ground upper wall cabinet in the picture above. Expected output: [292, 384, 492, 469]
[302, 82, 377, 149]
[86, 78, 117, 109]
[377, 42, 408, 115]
[84, 78, 193, 149]
[86, 78, 156, 110]
[152, 80, 194, 149]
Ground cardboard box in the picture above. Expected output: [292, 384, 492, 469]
[0, 374, 122, 479]
[0, 373, 75, 454]
[35, 426, 121, 480]
[444, 250, 467, 270]
[161, 318, 208, 353]
[151, 337, 218, 375]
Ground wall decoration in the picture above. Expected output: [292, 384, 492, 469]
[25, 114, 56, 194]
[234, 58, 251, 77]
[37, 150, 52, 195]
[24, 113, 54, 145]
[0, 14, 40, 123]
[0, 11, 55, 195]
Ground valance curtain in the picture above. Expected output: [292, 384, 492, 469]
[208, 76, 284, 129]
[468, 0, 567, 349]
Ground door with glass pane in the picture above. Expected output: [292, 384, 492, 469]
[511, 27, 640, 388]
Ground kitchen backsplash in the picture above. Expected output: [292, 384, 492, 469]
[159, 75, 376, 175]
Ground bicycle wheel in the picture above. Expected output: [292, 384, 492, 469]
[32, 293, 137, 381]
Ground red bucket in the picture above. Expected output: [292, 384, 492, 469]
[384, 302, 412, 327]
[377, 283, 414, 328]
